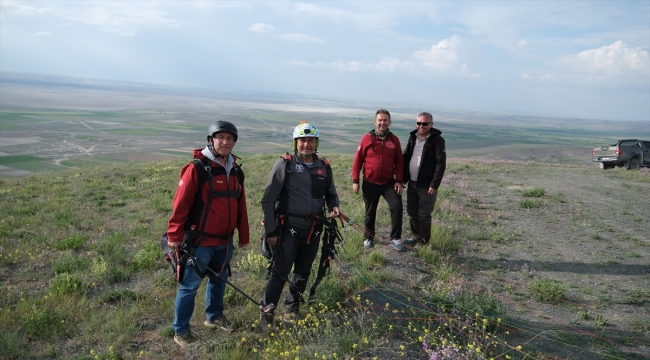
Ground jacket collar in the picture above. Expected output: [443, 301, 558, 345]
[370, 129, 393, 138]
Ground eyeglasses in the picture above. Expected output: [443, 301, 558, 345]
[416, 122, 431, 127]
[214, 135, 235, 143]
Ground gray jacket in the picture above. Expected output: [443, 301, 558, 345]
[261, 153, 339, 237]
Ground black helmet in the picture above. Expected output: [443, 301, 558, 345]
[207, 121, 238, 143]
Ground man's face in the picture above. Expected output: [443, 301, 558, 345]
[212, 132, 235, 156]
[416, 115, 432, 137]
[296, 137, 316, 157]
[374, 113, 391, 134]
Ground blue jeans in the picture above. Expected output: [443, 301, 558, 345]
[173, 242, 233, 335]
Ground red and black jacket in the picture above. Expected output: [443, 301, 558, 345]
[352, 130, 404, 185]
[167, 149, 249, 248]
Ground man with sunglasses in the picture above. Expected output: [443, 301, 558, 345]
[402, 112, 446, 246]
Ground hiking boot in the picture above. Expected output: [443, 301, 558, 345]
[402, 238, 415, 246]
[283, 311, 299, 324]
[174, 331, 197, 349]
[204, 315, 234, 332]
[389, 239, 404, 251]
[259, 312, 275, 333]
[363, 239, 374, 250]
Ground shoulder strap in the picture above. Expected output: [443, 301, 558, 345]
[320, 157, 333, 187]
[185, 158, 215, 250]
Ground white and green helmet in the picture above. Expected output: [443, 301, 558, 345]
[292, 121, 319, 151]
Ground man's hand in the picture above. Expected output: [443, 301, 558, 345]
[266, 236, 278, 247]
[395, 182, 404, 195]
[168, 241, 182, 251]
[428, 187, 437, 195]
[329, 206, 341, 218]
[352, 183, 360, 194]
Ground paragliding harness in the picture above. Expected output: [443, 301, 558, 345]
[259, 153, 340, 303]
[309, 215, 345, 301]
[161, 156, 244, 282]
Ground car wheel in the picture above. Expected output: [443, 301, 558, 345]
[627, 158, 640, 170]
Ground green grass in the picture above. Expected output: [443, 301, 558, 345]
[520, 199, 544, 208]
[1, 154, 645, 359]
[2, 155, 506, 359]
[529, 277, 567, 304]
[521, 187, 546, 197]
[0, 155, 47, 166]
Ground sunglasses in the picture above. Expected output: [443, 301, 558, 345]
[416, 122, 431, 126]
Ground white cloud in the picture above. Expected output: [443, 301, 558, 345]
[521, 73, 530, 79]
[569, 41, 650, 78]
[517, 39, 529, 47]
[278, 33, 325, 43]
[62, 4, 184, 33]
[248, 23, 274, 33]
[413, 35, 462, 72]
[31, 31, 52, 37]
[288, 60, 310, 66]
[375, 57, 410, 72]
[329, 61, 365, 72]
[293, 3, 388, 30]
[0, 1, 52, 16]
[288, 60, 366, 71]
[538, 73, 556, 82]
[2, 2, 184, 34]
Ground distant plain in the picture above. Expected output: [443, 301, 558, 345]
[1, 73, 647, 177]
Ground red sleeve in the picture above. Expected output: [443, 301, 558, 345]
[393, 135, 404, 183]
[167, 164, 199, 244]
[236, 185, 250, 247]
[351, 135, 367, 183]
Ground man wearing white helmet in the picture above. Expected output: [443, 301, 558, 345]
[259, 121, 340, 328]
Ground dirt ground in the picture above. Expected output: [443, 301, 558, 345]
[357, 161, 649, 359]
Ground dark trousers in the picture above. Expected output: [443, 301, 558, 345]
[362, 180, 402, 240]
[261, 225, 321, 313]
[406, 185, 437, 243]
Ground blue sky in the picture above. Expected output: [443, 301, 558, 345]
[1, 1, 649, 121]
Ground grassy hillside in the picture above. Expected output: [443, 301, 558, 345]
[1, 154, 648, 359]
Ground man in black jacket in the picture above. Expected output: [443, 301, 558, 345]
[402, 112, 446, 245]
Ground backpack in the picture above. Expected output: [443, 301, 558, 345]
[161, 156, 244, 282]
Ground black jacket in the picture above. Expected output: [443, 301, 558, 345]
[403, 128, 446, 190]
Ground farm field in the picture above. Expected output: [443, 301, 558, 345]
[1, 76, 647, 177]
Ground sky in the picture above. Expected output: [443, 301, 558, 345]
[1, 1, 649, 121]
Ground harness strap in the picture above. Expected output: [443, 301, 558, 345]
[209, 190, 242, 198]
[194, 231, 234, 240]
[306, 217, 318, 245]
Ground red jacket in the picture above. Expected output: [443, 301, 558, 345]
[167, 149, 249, 248]
[352, 130, 404, 185]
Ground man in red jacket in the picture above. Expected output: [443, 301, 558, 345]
[167, 120, 249, 348]
[352, 109, 405, 251]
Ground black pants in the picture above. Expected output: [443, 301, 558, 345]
[261, 225, 322, 312]
[362, 180, 402, 240]
[406, 185, 437, 243]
